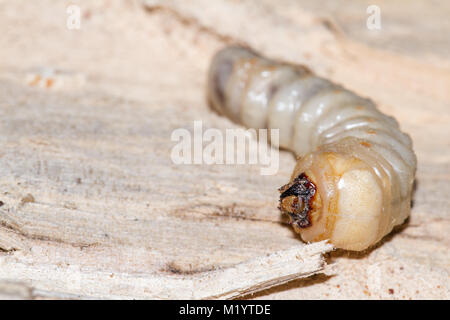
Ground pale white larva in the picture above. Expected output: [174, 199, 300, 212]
[207, 46, 417, 251]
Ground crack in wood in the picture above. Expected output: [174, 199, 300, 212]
[173, 203, 285, 225]
[143, 4, 245, 46]
[0, 220, 99, 250]
[162, 261, 221, 276]
[0, 247, 17, 253]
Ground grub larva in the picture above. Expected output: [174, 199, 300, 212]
[207, 46, 417, 251]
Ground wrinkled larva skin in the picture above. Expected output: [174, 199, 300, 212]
[208, 46, 417, 251]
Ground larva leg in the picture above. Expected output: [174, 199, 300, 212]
[208, 46, 417, 251]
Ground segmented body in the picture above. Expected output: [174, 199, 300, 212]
[208, 46, 416, 251]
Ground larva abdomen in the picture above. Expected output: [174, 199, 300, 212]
[208, 46, 417, 251]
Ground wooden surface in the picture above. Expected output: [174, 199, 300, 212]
[0, 0, 448, 299]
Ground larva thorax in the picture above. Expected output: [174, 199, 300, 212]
[208, 46, 417, 251]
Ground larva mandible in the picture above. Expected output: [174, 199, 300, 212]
[207, 46, 417, 251]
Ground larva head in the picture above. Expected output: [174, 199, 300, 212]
[279, 173, 317, 229]
[280, 152, 384, 251]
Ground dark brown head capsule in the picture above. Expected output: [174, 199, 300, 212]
[278, 173, 316, 228]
